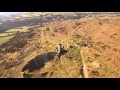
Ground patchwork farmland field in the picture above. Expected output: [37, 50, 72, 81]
[0, 26, 29, 45]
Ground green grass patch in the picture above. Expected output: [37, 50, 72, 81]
[0, 26, 29, 45]
[5, 26, 29, 33]
[0, 33, 14, 37]
[0, 35, 15, 44]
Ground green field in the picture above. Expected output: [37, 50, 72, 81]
[5, 26, 29, 33]
[0, 35, 15, 44]
[0, 26, 29, 45]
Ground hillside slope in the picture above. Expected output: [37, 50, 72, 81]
[0, 15, 120, 78]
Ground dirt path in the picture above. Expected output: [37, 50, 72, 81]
[80, 49, 89, 78]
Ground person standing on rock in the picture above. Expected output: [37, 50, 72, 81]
[56, 44, 64, 58]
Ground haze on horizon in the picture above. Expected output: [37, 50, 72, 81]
[0, 12, 25, 17]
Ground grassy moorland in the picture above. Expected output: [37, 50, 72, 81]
[0, 13, 120, 78]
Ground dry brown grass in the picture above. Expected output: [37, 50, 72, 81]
[1, 15, 120, 78]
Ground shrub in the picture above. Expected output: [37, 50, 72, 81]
[45, 41, 49, 44]
[94, 53, 100, 58]
[91, 70, 100, 77]
[77, 41, 88, 47]
[75, 34, 81, 38]
[46, 27, 50, 31]
[75, 22, 81, 26]
[99, 21, 103, 25]
[5, 62, 13, 69]
[113, 48, 117, 51]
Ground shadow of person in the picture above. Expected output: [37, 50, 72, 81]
[22, 52, 56, 73]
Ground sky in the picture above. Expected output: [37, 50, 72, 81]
[0, 12, 24, 17]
